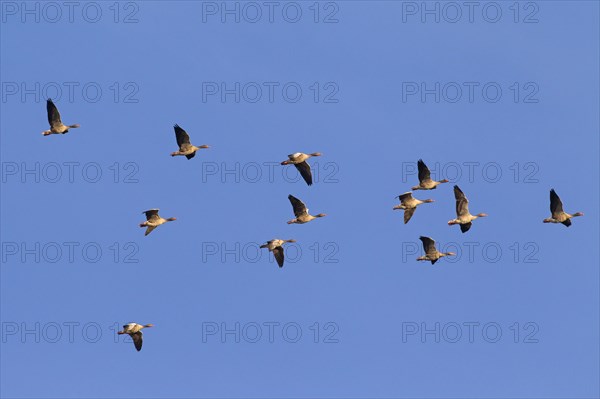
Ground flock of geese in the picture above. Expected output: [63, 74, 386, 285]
[41, 99, 584, 351]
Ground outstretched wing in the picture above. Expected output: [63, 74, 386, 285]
[185, 152, 196, 160]
[398, 192, 413, 203]
[143, 209, 160, 222]
[549, 189, 564, 216]
[288, 195, 308, 217]
[419, 236, 436, 256]
[145, 226, 157, 236]
[460, 222, 472, 233]
[294, 161, 313, 186]
[131, 331, 143, 351]
[404, 208, 416, 224]
[174, 124, 191, 148]
[46, 99, 62, 128]
[272, 246, 284, 268]
[454, 185, 470, 217]
[417, 159, 431, 183]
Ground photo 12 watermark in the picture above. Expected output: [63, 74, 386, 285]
[201, 241, 340, 264]
[200, 1, 340, 24]
[401, 81, 539, 104]
[1, 82, 140, 104]
[201, 81, 339, 104]
[400, 321, 540, 343]
[1, 162, 140, 184]
[402, 241, 540, 264]
[400, 161, 540, 184]
[201, 321, 340, 343]
[1, 1, 140, 24]
[201, 161, 339, 184]
[1, 242, 140, 264]
[400, 2, 540, 24]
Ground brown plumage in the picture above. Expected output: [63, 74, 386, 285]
[171, 124, 209, 159]
[417, 236, 455, 265]
[287, 195, 326, 224]
[543, 189, 583, 227]
[42, 99, 80, 136]
[447, 185, 488, 233]
[118, 323, 154, 351]
[281, 152, 322, 186]
[393, 192, 434, 224]
[139, 209, 177, 236]
[260, 239, 296, 267]
[412, 159, 449, 190]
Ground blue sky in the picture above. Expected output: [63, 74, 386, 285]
[1, 1, 598, 398]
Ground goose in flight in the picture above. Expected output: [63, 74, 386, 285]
[287, 195, 326, 224]
[412, 159, 449, 190]
[543, 189, 583, 227]
[171, 124, 209, 159]
[42, 98, 80, 136]
[447, 185, 487, 233]
[281, 152, 322, 186]
[139, 209, 176, 236]
[260, 239, 296, 267]
[118, 323, 154, 351]
[417, 236, 455, 264]
[393, 192, 434, 224]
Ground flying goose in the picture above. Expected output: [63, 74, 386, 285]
[260, 239, 296, 267]
[139, 209, 176, 236]
[171, 124, 209, 159]
[412, 159, 449, 190]
[287, 195, 326, 224]
[42, 98, 80, 136]
[417, 236, 455, 264]
[543, 189, 583, 227]
[393, 192, 434, 224]
[281, 152, 322, 186]
[118, 323, 154, 351]
[447, 185, 488, 233]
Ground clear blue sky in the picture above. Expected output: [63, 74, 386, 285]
[1, 1, 598, 398]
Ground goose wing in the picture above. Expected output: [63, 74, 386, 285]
[143, 209, 160, 222]
[174, 124, 191, 149]
[288, 195, 308, 217]
[549, 189, 564, 216]
[454, 185, 470, 217]
[419, 236, 437, 256]
[404, 208, 416, 224]
[131, 331, 143, 351]
[417, 159, 431, 183]
[460, 222, 472, 233]
[294, 161, 313, 186]
[46, 99, 62, 128]
[272, 246, 284, 268]
[398, 192, 413, 203]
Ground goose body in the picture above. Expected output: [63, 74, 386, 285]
[42, 98, 80, 136]
[447, 185, 488, 233]
[287, 195, 326, 224]
[171, 124, 209, 159]
[417, 236, 455, 265]
[543, 189, 583, 227]
[281, 152, 322, 186]
[118, 323, 154, 351]
[393, 192, 434, 224]
[139, 209, 177, 236]
[412, 159, 449, 190]
[260, 239, 296, 267]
